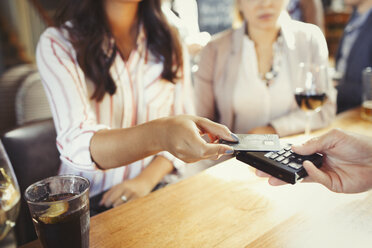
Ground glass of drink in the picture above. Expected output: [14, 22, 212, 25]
[294, 63, 329, 136]
[361, 67, 372, 121]
[24, 175, 90, 248]
[0, 142, 20, 248]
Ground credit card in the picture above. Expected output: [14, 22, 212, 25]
[219, 134, 281, 152]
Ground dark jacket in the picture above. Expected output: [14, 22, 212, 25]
[336, 10, 372, 113]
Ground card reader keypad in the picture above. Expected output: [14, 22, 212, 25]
[236, 144, 323, 184]
[264, 145, 315, 170]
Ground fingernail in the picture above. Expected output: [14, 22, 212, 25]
[224, 149, 234, 155]
[231, 133, 239, 142]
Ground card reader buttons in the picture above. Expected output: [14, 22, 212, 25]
[265, 146, 305, 170]
[264, 152, 274, 158]
[277, 150, 286, 155]
[282, 158, 290, 165]
[284, 145, 292, 151]
[269, 153, 279, 159]
[237, 144, 323, 185]
[288, 162, 302, 169]
[283, 151, 292, 158]
[276, 156, 285, 162]
[263, 145, 322, 172]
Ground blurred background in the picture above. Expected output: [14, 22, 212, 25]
[0, 0, 352, 134]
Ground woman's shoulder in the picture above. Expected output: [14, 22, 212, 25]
[283, 19, 328, 58]
[281, 18, 326, 50]
[202, 27, 244, 57]
[286, 19, 324, 38]
[38, 26, 74, 51]
[206, 28, 238, 48]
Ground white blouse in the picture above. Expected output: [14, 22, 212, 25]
[36, 27, 194, 196]
[195, 14, 337, 137]
[233, 36, 293, 133]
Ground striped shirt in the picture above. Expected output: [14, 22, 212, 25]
[36, 27, 195, 196]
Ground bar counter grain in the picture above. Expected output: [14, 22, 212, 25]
[21, 107, 372, 248]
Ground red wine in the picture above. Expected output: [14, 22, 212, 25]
[295, 92, 327, 112]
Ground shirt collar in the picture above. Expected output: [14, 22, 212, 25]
[235, 12, 295, 51]
[102, 24, 147, 58]
[277, 12, 296, 50]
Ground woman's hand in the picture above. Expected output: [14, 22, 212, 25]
[91, 115, 236, 169]
[99, 156, 173, 208]
[157, 115, 236, 163]
[99, 177, 154, 208]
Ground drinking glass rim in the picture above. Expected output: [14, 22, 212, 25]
[24, 174, 90, 205]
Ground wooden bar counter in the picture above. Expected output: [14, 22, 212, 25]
[21, 107, 372, 248]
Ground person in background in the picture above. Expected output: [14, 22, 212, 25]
[256, 129, 372, 193]
[287, 0, 325, 32]
[161, 0, 211, 57]
[37, 0, 236, 211]
[196, 0, 235, 35]
[194, 0, 336, 138]
[335, 0, 372, 113]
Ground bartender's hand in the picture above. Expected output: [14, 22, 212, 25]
[256, 129, 372, 193]
[159, 115, 236, 163]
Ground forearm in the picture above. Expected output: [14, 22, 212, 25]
[135, 156, 174, 189]
[90, 118, 166, 169]
[90, 115, 235, 169]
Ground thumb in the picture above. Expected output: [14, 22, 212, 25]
[292, 133, 331, 155]
[292, 138, 321, 155]
[195, 117, 237, 142]
[292, 130, 337, 155]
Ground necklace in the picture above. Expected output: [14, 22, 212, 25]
[260, 33, 284, 87]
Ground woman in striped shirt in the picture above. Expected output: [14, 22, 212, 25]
[37, 0, 236, 210]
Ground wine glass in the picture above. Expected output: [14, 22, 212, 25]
[294, 63, 329, 136]
[0, 141, 20, 247]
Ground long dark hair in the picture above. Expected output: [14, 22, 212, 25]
[55, 0, 183, 101]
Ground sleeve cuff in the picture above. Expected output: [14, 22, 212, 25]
[57, 124, 109, 171]
[60, 155, 102, 172]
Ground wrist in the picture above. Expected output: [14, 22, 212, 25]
[141, 118, 167, 153]
[148, 117, 169, 152]
[136, 156, 173, 189]
[132, 175, 156, 190]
